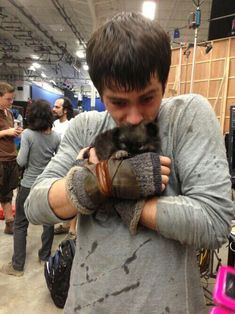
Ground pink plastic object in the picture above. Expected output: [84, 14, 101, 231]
[210, 306, 235, 313]
[213, 266, 235, 312]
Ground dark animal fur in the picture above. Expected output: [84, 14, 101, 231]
[93, 121, 161, 160]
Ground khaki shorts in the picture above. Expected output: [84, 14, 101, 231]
[0, 160, 19, 203]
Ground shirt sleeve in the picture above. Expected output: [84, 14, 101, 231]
[16, 130, 30, 167]
[156, 94, 233, 249]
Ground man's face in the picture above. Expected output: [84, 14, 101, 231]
[0, 92, 15, 110]
[52, 99, 65, 119]
[102, 75, 164, 125]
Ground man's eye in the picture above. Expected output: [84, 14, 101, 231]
[142, 96, 154, 103]
[112, 101, 126, 107]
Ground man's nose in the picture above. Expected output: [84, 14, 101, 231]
[126, 109, 143, 125]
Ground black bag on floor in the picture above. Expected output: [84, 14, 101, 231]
[44, 238, 76, 308]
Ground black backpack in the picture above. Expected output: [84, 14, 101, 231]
[44, 238, 76, 308]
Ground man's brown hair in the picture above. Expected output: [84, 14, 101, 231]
[86, 12, 171, 96]
[0, 82, 15, 96]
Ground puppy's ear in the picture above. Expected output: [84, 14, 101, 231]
[146, 122, 158, 137]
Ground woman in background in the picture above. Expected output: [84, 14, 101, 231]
[0, 99, 60, 276]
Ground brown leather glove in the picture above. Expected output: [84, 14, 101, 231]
[65, 152, 162, 214]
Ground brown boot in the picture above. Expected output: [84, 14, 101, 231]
[4, 220, 14, 235]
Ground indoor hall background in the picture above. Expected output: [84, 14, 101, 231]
[0, 0, 214, 94]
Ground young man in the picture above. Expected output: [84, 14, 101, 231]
[25, 13, 233, 313]
[0, 82, 23, 234]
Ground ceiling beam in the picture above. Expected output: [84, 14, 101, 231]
[87, 0, 97, 31]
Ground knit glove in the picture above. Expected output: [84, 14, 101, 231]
[115, 199, 146, 235]
[65, 152, 161, 215]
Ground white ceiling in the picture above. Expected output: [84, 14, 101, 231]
[0, 0, 213, 92]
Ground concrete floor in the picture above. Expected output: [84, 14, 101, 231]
[0, 219, 64, 314]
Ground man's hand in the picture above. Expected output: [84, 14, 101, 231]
[160, 156, 171, 191]
[112, 155, 170, 235]
[0, 127, 23, 138]
[88, 147, 99, 164]
[7, 127, 23, 137]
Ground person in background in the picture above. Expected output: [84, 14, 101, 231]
[25, 12, 233, 313]
[11, 108, 23, 128]
[52, 97, 74, 139]
[0, 99, 60, 276]
[52, 97, 77, 240]
[0, 82, 23, 235]
[11, 108, 24, 151]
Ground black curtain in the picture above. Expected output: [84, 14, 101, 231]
[208, 0, 235, 40]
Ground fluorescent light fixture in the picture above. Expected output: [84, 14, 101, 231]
[31, 54, 39, 60]
[41, 72, 47, 78]
[76, 50, 85, 58]
[83, 64, 89, 71]
[32, 62, 41, 69]
[142, 1, 156, 20]
[28, 65, 36, 71]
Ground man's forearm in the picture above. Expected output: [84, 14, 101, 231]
[0, 129, 8, 138]
[140, 197, 158, 230]
[48, 178, 78, 219]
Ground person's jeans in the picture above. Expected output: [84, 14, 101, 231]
[38, 225, 54, 261]
[12, 186, 30, 271]
[12, 186, 55, 270]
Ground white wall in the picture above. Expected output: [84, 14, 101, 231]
[14, 84, 31, 101]
[13, 80, 63, 101]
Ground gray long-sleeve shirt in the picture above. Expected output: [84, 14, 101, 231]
[17, 129, 60, 188]
[25, 94, 233, 313]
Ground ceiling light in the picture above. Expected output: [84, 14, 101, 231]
[31, 54, 39, 60]
[32, 62, 41, 69]
[76, 50, 85, 58]
[142, 1, 156, 20]
[28, 65, 36, 71]
[83, 64, 89, 71]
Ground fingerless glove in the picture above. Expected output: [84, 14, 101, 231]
[115, 199, 145, 235]
[65, 152, 162, 214]
[84, 152, 162, 200]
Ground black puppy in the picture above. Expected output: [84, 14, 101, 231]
[92, 120, 161, 161]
